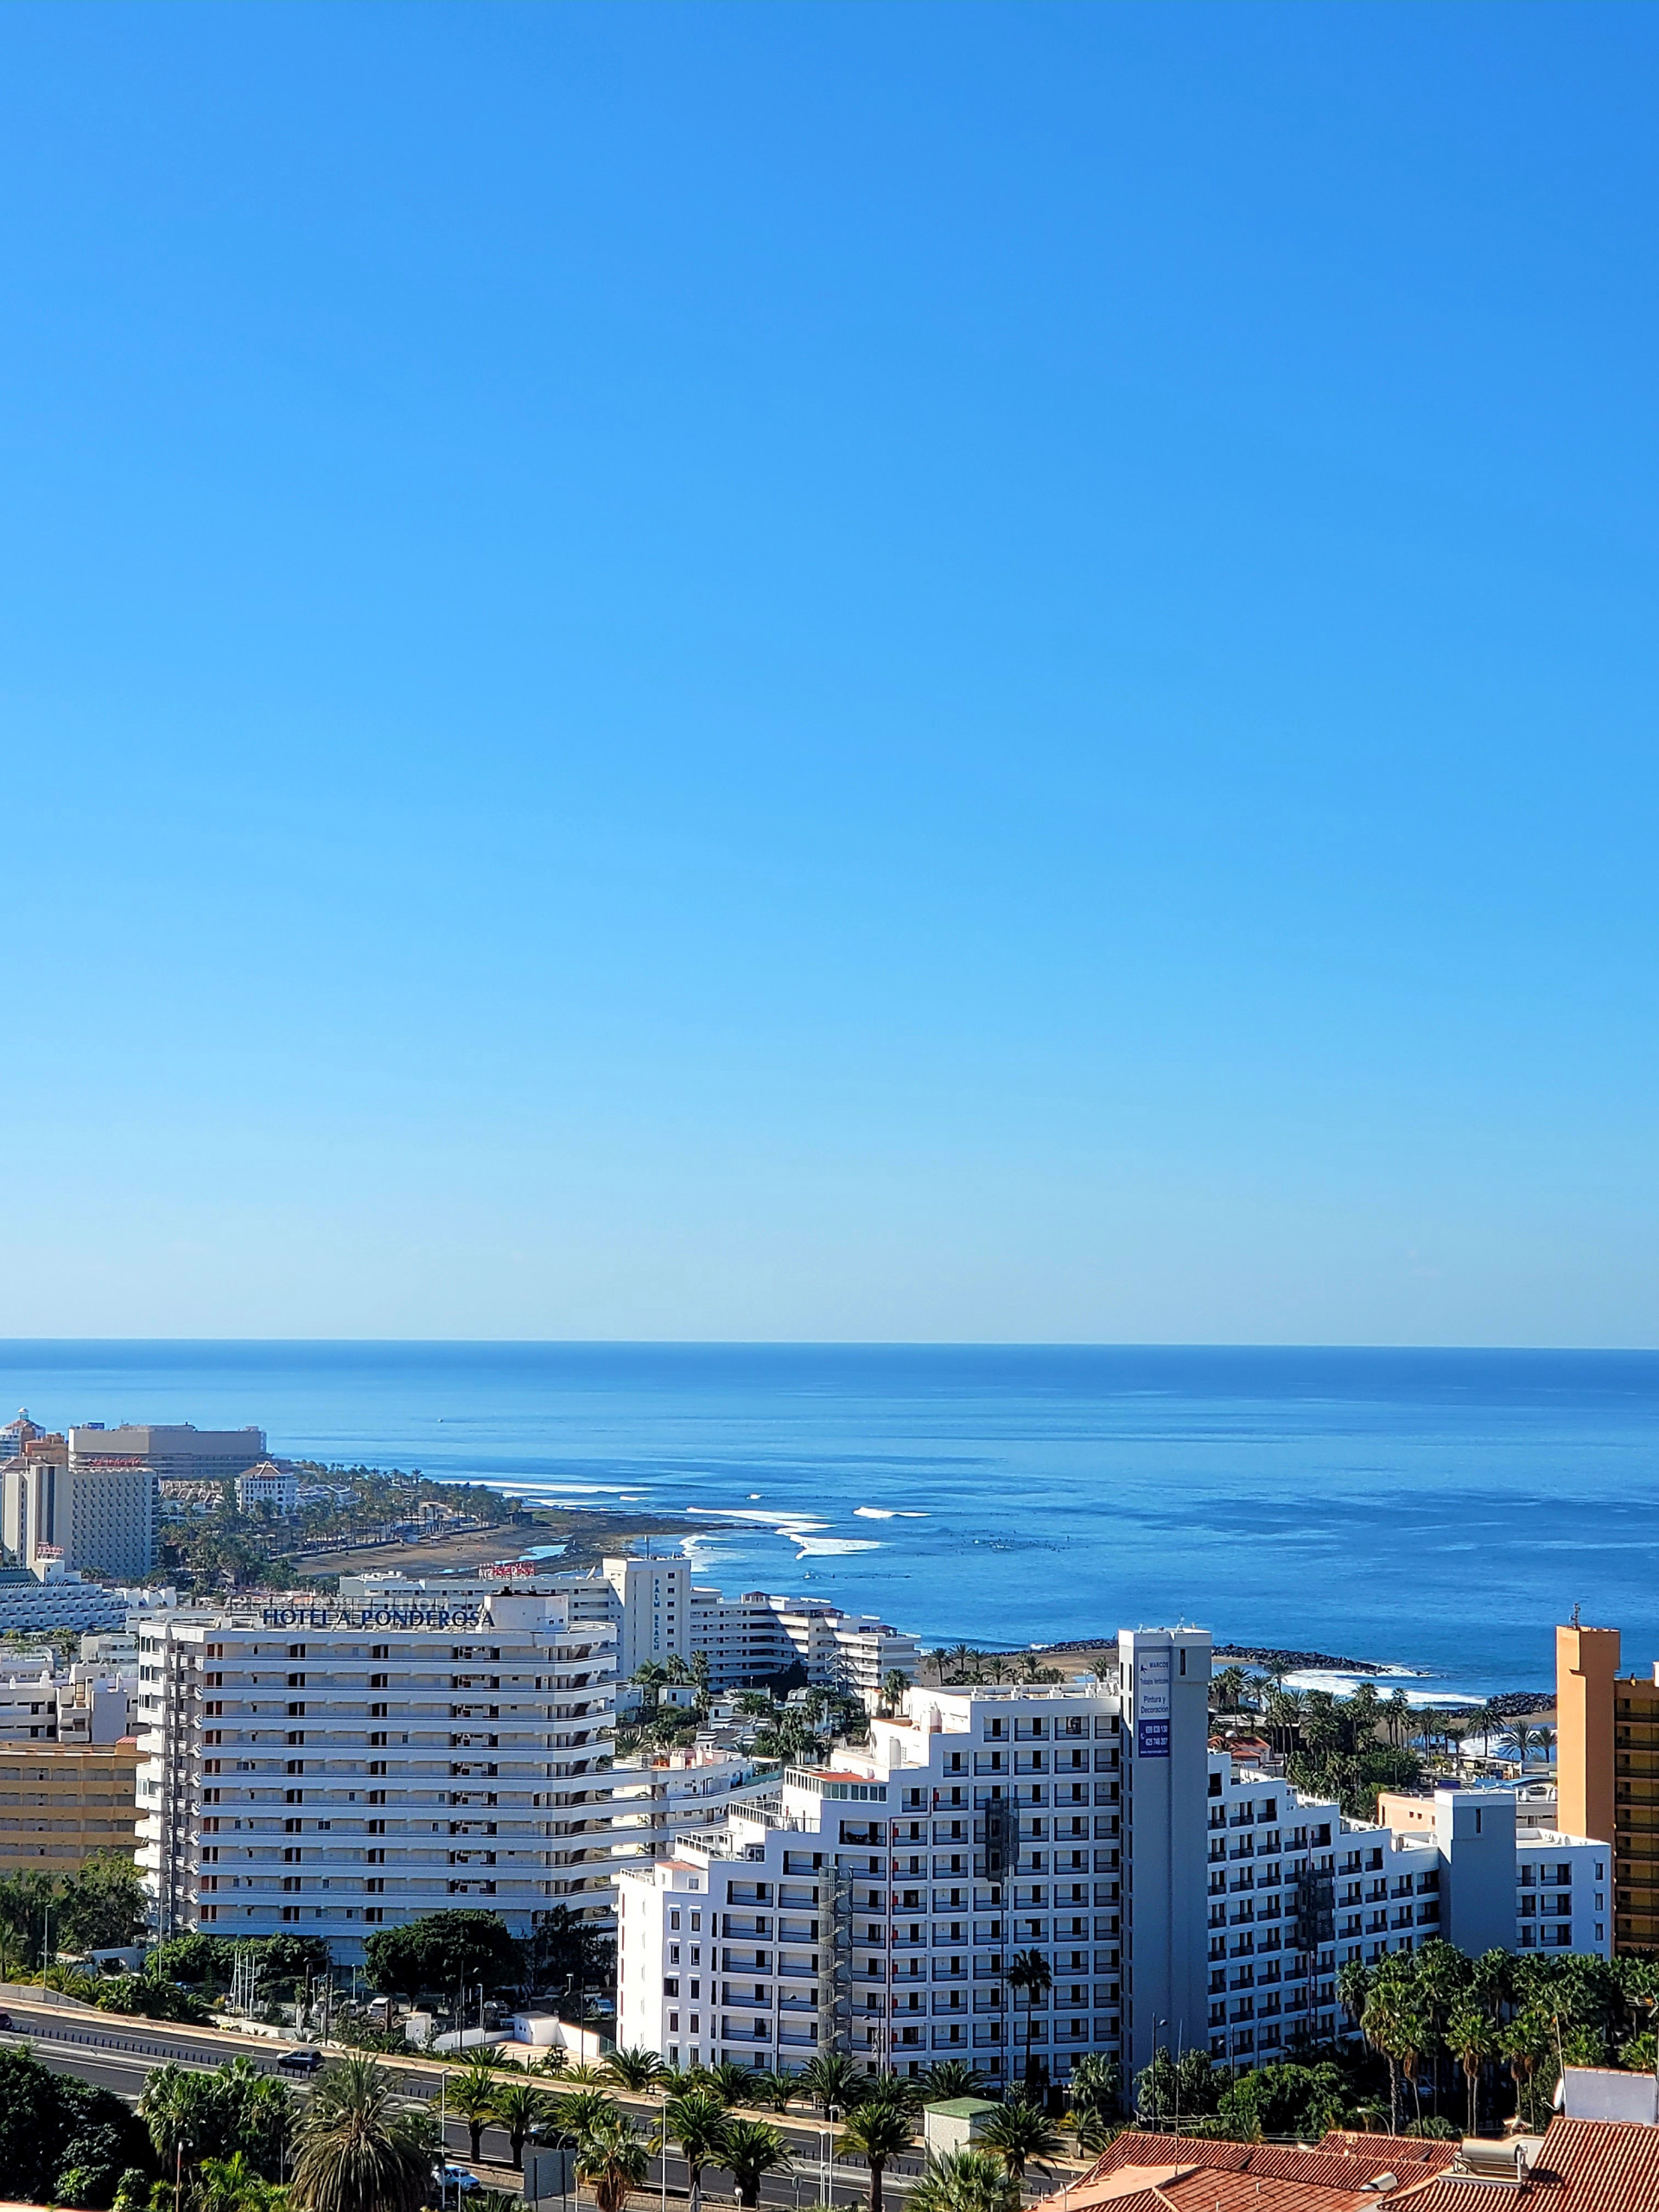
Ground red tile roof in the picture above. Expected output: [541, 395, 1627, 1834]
[1391, 2118, 1659, 2212]
[1052, 2118, 1659, 2212]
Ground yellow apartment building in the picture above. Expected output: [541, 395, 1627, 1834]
[1556, 1621, 1659, 1953]
[0, 1738, 142, 1876]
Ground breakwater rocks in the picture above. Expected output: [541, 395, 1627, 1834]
[1212, 1644, 1396, 1675]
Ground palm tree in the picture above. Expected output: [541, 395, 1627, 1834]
[1534, 1726, 1556, 1767]
[906, 2149, 1020, 2212]
[603, 2050, 666, 2093]
[488, 2080, 549, 2171]
[1066, 2054, 1120, 2129]
[801, 2053, 862, 2117]
[880, 1669, 912, 1716]
[950, 1643, 974, 1682]
[666, 2087, 731, 2212]
[976, 2101, 1062, 2183]
[918, 2063, 984, 2103]
[562, 2062, 611, 2087]
[705, 2059, 760, 2107]
[551, 2089, 620, 2141]
[1446, 2005, 1496, 2137]
[838, 2096, 915, 2212]
[196, 2154, 279, 2212]
[289, 2055, 437, 2212]
[1211, 1666, 1249, 1713]
[630, 1662, 669, 1713]
[723, 2121, 791, 2209]
[1006, 1948, 1052, 2094]
[450, 2057, 503, 2162]
[750, 2074, 799, 2114]
[575, 2110, 652, 2212]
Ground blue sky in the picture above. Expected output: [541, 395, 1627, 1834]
[2, 2, 1656, 1344]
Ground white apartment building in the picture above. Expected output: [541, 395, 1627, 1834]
[608, 1745, 778, 1872]
[0, 1562, 167, 1634]
[685, 1587, 921, 1696]
[2, 1440, 157, 1580]
[616, 1628, 1213, 2088]
[236, 1465, 299, 1517]
[137, 1586, 615, 1961]
[340, 1562, 920, 1700]
[1204, 1762, 1610, 2070]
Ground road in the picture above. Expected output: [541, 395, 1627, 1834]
[0, 2002, 989, 2211]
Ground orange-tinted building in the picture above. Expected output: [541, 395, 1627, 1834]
[1556, 1622, 1659, 1954]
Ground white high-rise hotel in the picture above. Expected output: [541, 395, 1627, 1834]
[137, 1586, 614, 1958]
[616, 1628, 1213, 2088]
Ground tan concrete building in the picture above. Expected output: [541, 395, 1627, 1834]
[0, 1738, 143, 1874]
[1556, 1620, 1657, 1953]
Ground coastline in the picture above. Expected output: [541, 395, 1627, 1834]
[309, 1502, 707, 1582]
[304, 1513, 1560, 1721]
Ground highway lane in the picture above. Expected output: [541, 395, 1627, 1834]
[0, 2024, 899, 2209]
[0, 2007, 1071, 2209]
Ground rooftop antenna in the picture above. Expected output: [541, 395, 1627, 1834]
[1572, 1603, 1582, 1628]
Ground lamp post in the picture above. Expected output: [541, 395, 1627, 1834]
[659, 2085, 671, 2212]
[821, 2105, 840, 2209]
[174, 2136, 192, 2212]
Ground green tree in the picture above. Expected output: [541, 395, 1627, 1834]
[1067, 2055, 1120, 2123]
[448, 2057, 502, 2163]
[976, 2101, 1061, 2183]
[906, 2149, 1020, 2212]
[57, 1851, 149, 1952]
[1215, 2063, 1350, 2144]
[665, 2088, 730, 2212]
[1446, 2005, 1496, 2138]
[364, 1911, 524, 2001]
[749, 2075, 799, 2114]
[705, 2060, 760, 2107]
[1006, 1948, 1053, 2094]
[575, 2110, 651, 2212]
[723, 2120, 791, 2209]
[838, 2097, 915, 2212]
[918, 2063, 985, 2104]
[486, 2080, 549, 2171]
[288, 2056, 437, 2212]
[141, 2059, 294, 2183]
[800, 2054, 863, 2117]
[602, 2049, 665, 2093]
[195, 2152, 283, 2212]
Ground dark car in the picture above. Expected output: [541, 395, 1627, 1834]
[277, 2047, 324, 2075]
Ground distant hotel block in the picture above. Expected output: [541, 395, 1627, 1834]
[0, 1413, 268, 1581]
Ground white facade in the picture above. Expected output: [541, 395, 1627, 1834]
[339, 1563, 919, 1700]
[1516, 1829, 1608, 1955]
[607, 1745, 777, 1872]
[1205, 1764, 1611, 2068]
[685, 1588, 919, 1694]
[604, 1558, 695, 1675]
[0, 1565, 166, 1633]
[2, 1448, 157, 1579]
[617, 1631, 1213, 2088]
[236, 1465, 299, 1517]
[137, 1587, 615, 1961]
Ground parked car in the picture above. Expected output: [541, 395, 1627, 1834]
[435, 2168, 481, 2196]
[277, 2047, 324, 2075]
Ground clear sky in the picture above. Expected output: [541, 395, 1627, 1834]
[3, 2, 1656, 1345]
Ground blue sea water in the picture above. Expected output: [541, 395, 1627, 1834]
[1, 1341, 1652, 1700]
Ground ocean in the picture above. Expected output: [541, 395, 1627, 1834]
[2, 1340, 1652, 1701]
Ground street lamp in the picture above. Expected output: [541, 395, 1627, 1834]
[659, 2084, 671, 2212]
[821, 2106, 840, 2209]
